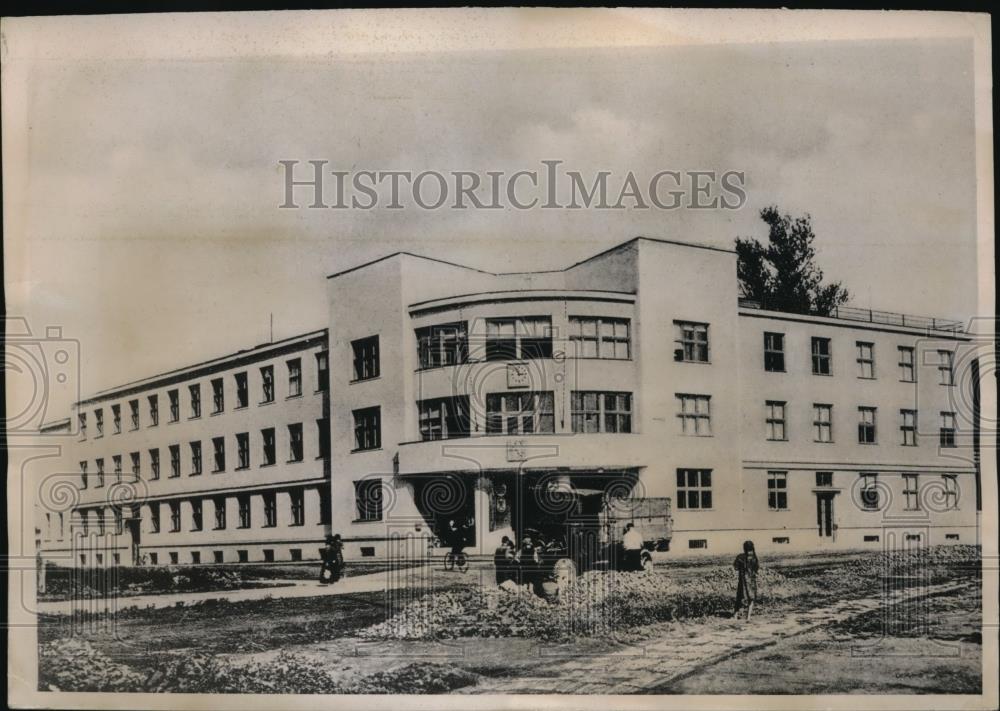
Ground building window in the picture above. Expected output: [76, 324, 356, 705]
[237, 494, 250, 528]
[262, 428, 277, 464]
[856, 342, 875, 379]
[290, 489, 305, 526]
[570, 391, 632, 433]
[235, 372, 248, 408]
[938, 350, 955, 385]
[113, 455, 122, 482]
[901, 409, 918, 446]
[112, 404, 121, 434]
[942, 475, 959, 509]
[940, 411, 957, 448]
[288, 423, 304, 461]
[238, 495, 251, 528]
[79, 461, 88, 489]
[811, 337, 832, 375]
[214, 497, 226, 529]
[113, 507, 123, 534]
[898, 346, 916, 382]
[287, 358, 302, 397]
[813, 404, 833, 443]
[485, 317, 552, 361]
[354, 479, 383, 521]
[416, 323, 467, 368]
[149, 505, 160, 533]
[190, 441, 202, 476]
[676, 394, 711, 436]
[260, 365, 275, 403]
[191, 500, 203, 531]
[486, 392, 555, 435]
[290, 549, 303, 562]
[673, 321, 709, 363]
[214, 551, 224, 563]
[96, 509, 106, 535]
[149, 449, 160, 480]
[169, 445, 181, 477]
[129, 399, 140, 430]
[95, 408, 104, 437]
[96, 458, 105, 487]
[352, 408, 381, 450]
[418, 397, 471, 441]
[569, 316, 630, 359]
[168, 390, 179, 422]
[79, 412, 87, 438]
[316, 351, 329, 391]
[191, 552, 201, 565]
[211, 378, 224, 414]
[146, 395, 159, 427]
[351, 336, 380, 380]
[189, 384, 201, 418]
[237, 550, 249, 563]
[767, 471, 788, 510]
[263, 492, 277, 528]
[169, 501, 181, 532]
[860, 473, 880, 510]
[763, 332, 785, 372]
[765, 400, 787, 441]
[236, 432, 250, 469]
[169, 552, 179, 565]
[858, 407, 877, 444]
[262, 549, 275, 563]
[676, 469, 712, 510]
[317, 419, 330, 459]
[903, 474, 920, 511]
[212, 437, 225, 472]
[815, 471, 833, 487]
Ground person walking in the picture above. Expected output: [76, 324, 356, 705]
[733, 540, 760, 620]
[319, 534, 344, 585]
[622, 522, 644, 571]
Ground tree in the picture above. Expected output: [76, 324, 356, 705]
[735, 206, 849, 316]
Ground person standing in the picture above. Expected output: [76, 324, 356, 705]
[622, 523, 644, 571]
[319, 534, 344, 585]
[494, 535, 515, 585]
[733, 540, 760, 620]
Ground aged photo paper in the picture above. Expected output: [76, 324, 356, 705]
[3, 7, 997, 710]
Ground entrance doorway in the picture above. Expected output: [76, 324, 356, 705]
[816, 493, 835, 538]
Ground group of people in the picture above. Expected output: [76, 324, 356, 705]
[492, 532, 561, 590]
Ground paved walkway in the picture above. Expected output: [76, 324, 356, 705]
[461, 578, 977, 694]
[37, 563, 454, 615]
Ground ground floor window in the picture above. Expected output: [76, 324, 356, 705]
[355, 479, 384, 521]
[676, 469, 712, 509]
[767, 471, 788, 510]
[903, 474, 920, 510]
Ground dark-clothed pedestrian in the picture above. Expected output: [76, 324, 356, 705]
[513, 534, 540, 591]
[494, 535, 515, 585]
[733, 540, 759, 619]
[319, 534, 344, 585]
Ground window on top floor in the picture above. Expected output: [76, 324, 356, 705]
[571, 391, 632, 433]
[352, 336, 380, 380]
[485, 317, 552, 361]
[486, 392, 554, 435]
[78, 412, 87, 439]
[235, 372, 249, 408]
[569, 317, 630, 359]
[287, 358, 302, 397]
[95, 408, 104, 437]
[148, 395, 159, 426]
[112, 404, 121, 434]
[898, 346, 916, 382]
[260, 366, 275, 403]
[211, 378, 224, 414]
[938, 350, 955, 385]
[811, 337, 831, 375]
[856, 342, 876, 379]
[763, 333, 785, 372]
[416, 323, 468, 369]
[674, 321, 709, 363]
[129, 400, 140, 430]
[168, 390, 179, 422]
[418, 396, 471, 441]
[316, 351, 329, 391]
[189, 384, 201, 418]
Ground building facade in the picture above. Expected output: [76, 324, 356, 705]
[38, 236, 979, 567]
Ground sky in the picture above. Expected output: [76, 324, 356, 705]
[2, 11, 985, 423]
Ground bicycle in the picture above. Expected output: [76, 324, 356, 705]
[444, 549, 469, 573]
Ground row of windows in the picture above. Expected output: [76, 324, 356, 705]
[68, 487, 328, 537]
[75, 548, 313, 567]
[676, 469, 960, 511]
[762, 333, 955, 383]
[760, 401, 957, 447]
[78, 421, 330, 488]
[77, 354, 328, 439]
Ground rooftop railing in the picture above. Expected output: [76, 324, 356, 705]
[738, 298, 965, 333]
